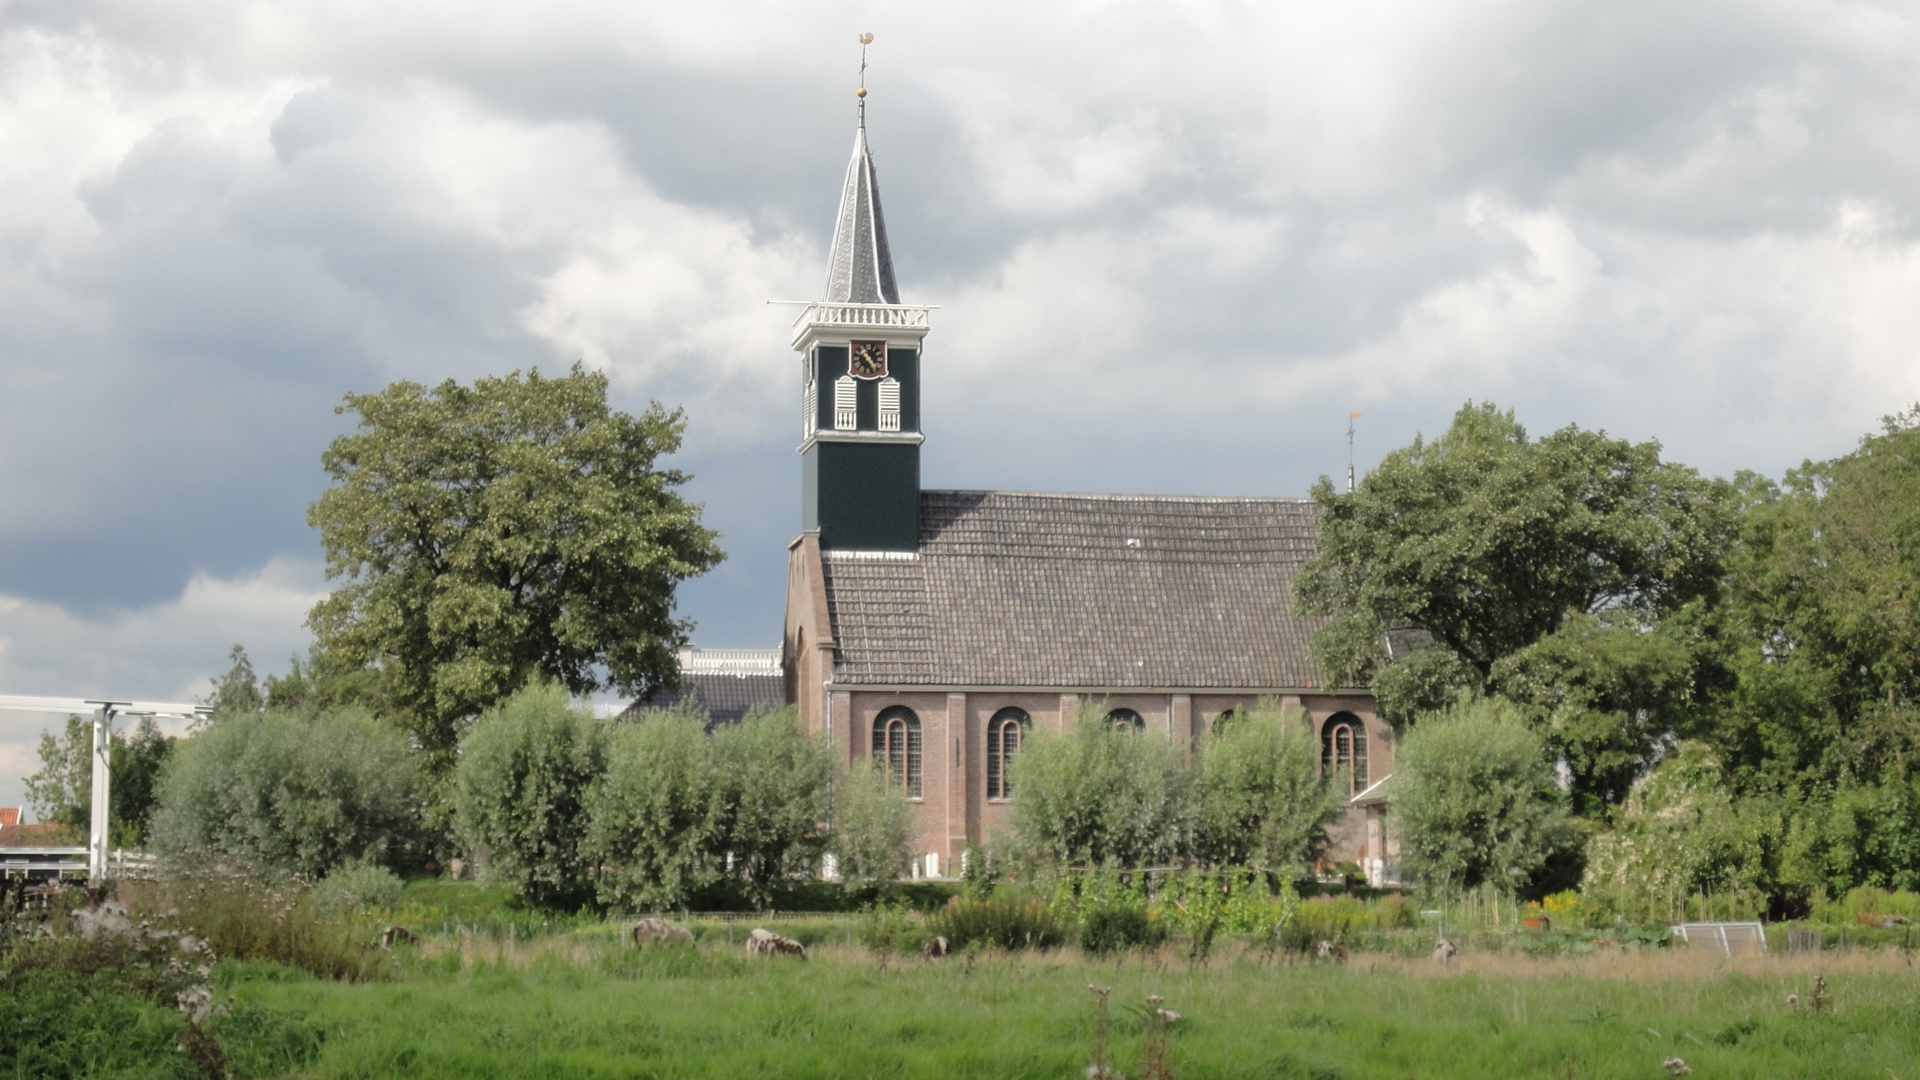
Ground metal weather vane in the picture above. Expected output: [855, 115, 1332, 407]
[857, 32, 873, 124]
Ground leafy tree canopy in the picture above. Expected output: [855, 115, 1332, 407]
[1393, 697, 1581, 898]
[148, 706, 420, 877]
[1717, 407, 1920, 793]
[1192, 699, 1340, 871]
[452, 681, 608, 907]
[306, 364, 724, 767]
[1297, 401, 1733, 696]
[1008, 702, 1193, 869]
[1295, 401, 1736, 812]
[23, 715, 175, 847]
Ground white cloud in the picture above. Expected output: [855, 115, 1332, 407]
[0, 554, 325, 811]
[1, 0, 1919, 677]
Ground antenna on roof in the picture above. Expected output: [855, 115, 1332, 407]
[856, 33, 874, 127]
[1347, 411, 1363, 494]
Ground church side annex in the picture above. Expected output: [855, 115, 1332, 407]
[781, 83, 1394, 885]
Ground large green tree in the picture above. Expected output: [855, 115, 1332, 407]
[307, 365, 723, 766]
[1717, 407, 1920, 795]
[1295, 402, 1735, 810]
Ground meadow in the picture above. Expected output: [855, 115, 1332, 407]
[209, 929, 1920, 1080]
[13, 875, 1920, 1080]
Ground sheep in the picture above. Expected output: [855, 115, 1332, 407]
[1314, 940, 1349, 963]
[1432, 938, 1459, 963]
[631, 917, 695, 947]
[922, 935, 950, 959]
[746, 927, 808, 959]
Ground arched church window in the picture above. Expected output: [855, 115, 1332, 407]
[1211, 707, 1247, 736]
[873, 706, 922, 798]
[1321, 713, 1368, 795]
[1106, 708, 1146, 735]
[834, 375, 858, 431]
[877, 377, 901, 432]
[986, 707, 1031, 800]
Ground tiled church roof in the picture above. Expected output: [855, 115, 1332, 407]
[822, 490, 1337, 688]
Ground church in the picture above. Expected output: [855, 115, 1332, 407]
[777, 95, 1398, 885]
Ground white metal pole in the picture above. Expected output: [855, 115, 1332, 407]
[88, 707, 111, 881]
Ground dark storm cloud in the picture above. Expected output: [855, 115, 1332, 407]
[0, 0, 1916, 749]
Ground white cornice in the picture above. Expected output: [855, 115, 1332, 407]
[798, 430, 926, 453]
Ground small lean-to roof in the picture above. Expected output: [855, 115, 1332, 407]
[821, 490, 1338, 689]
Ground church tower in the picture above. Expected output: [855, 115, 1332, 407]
[792, 92, 930, 552]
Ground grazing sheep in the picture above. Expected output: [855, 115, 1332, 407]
[1432, 938, 1459, 963]
[922, 935, 950, 959]
[1314, 940, 1349, 963]
[380, 925, 418, 949]
[746, 927, 808, 959]
[631, 918, 695, 947]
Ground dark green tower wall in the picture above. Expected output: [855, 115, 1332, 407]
[802, 441, 920, 551]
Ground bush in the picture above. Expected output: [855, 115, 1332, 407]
[454, 682, 609, 907]
[152, 857, 389, 981]
[311, 861, 405, 914]
[933, 893, 1068, 951]
[1582, 740, 1769, 912]
[1395, 697, 1579, 897]
[833, 761, 913, 884]
[588, 702, 714, 911]
[706, 706, 834, 907]
[149, 707, 419, 877]
[1009, 702, 1192, 869]
[1194, 699, 1341, 870]
[1073, 873, 1163, 954]
[859, 902, 932, 954]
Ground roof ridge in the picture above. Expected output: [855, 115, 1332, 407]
[921, 488, 1315, 504]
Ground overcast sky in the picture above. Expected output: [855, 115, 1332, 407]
[3, 0, 1917, 810]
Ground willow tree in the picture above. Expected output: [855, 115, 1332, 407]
[307, 364, 723, 768]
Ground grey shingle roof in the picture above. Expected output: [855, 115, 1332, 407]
[821, 490, 1336, 688]
[823, 124, 899, 305]
[623, 672, 787, 730]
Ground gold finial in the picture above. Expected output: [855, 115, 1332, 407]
[859, 32, 874, 45]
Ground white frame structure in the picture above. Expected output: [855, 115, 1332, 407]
[0, 694, 209, 880]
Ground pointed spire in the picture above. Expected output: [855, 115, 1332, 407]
[823, 36, 899, 305]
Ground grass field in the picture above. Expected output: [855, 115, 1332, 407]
[214, 936, 1920, 1080]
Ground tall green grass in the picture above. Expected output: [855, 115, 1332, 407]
[220, 940, 1920, 1080]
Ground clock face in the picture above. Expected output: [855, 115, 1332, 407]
[849, 340, 888, 380]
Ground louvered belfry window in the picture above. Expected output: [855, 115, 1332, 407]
[803, 377, 817, 436]
[873, 706, 922, 798]
[1321, 713, 1368, 795]
[834, 375, 858, 431]
[877, 377, 901, 432]
[986, 707, 1031, 800]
